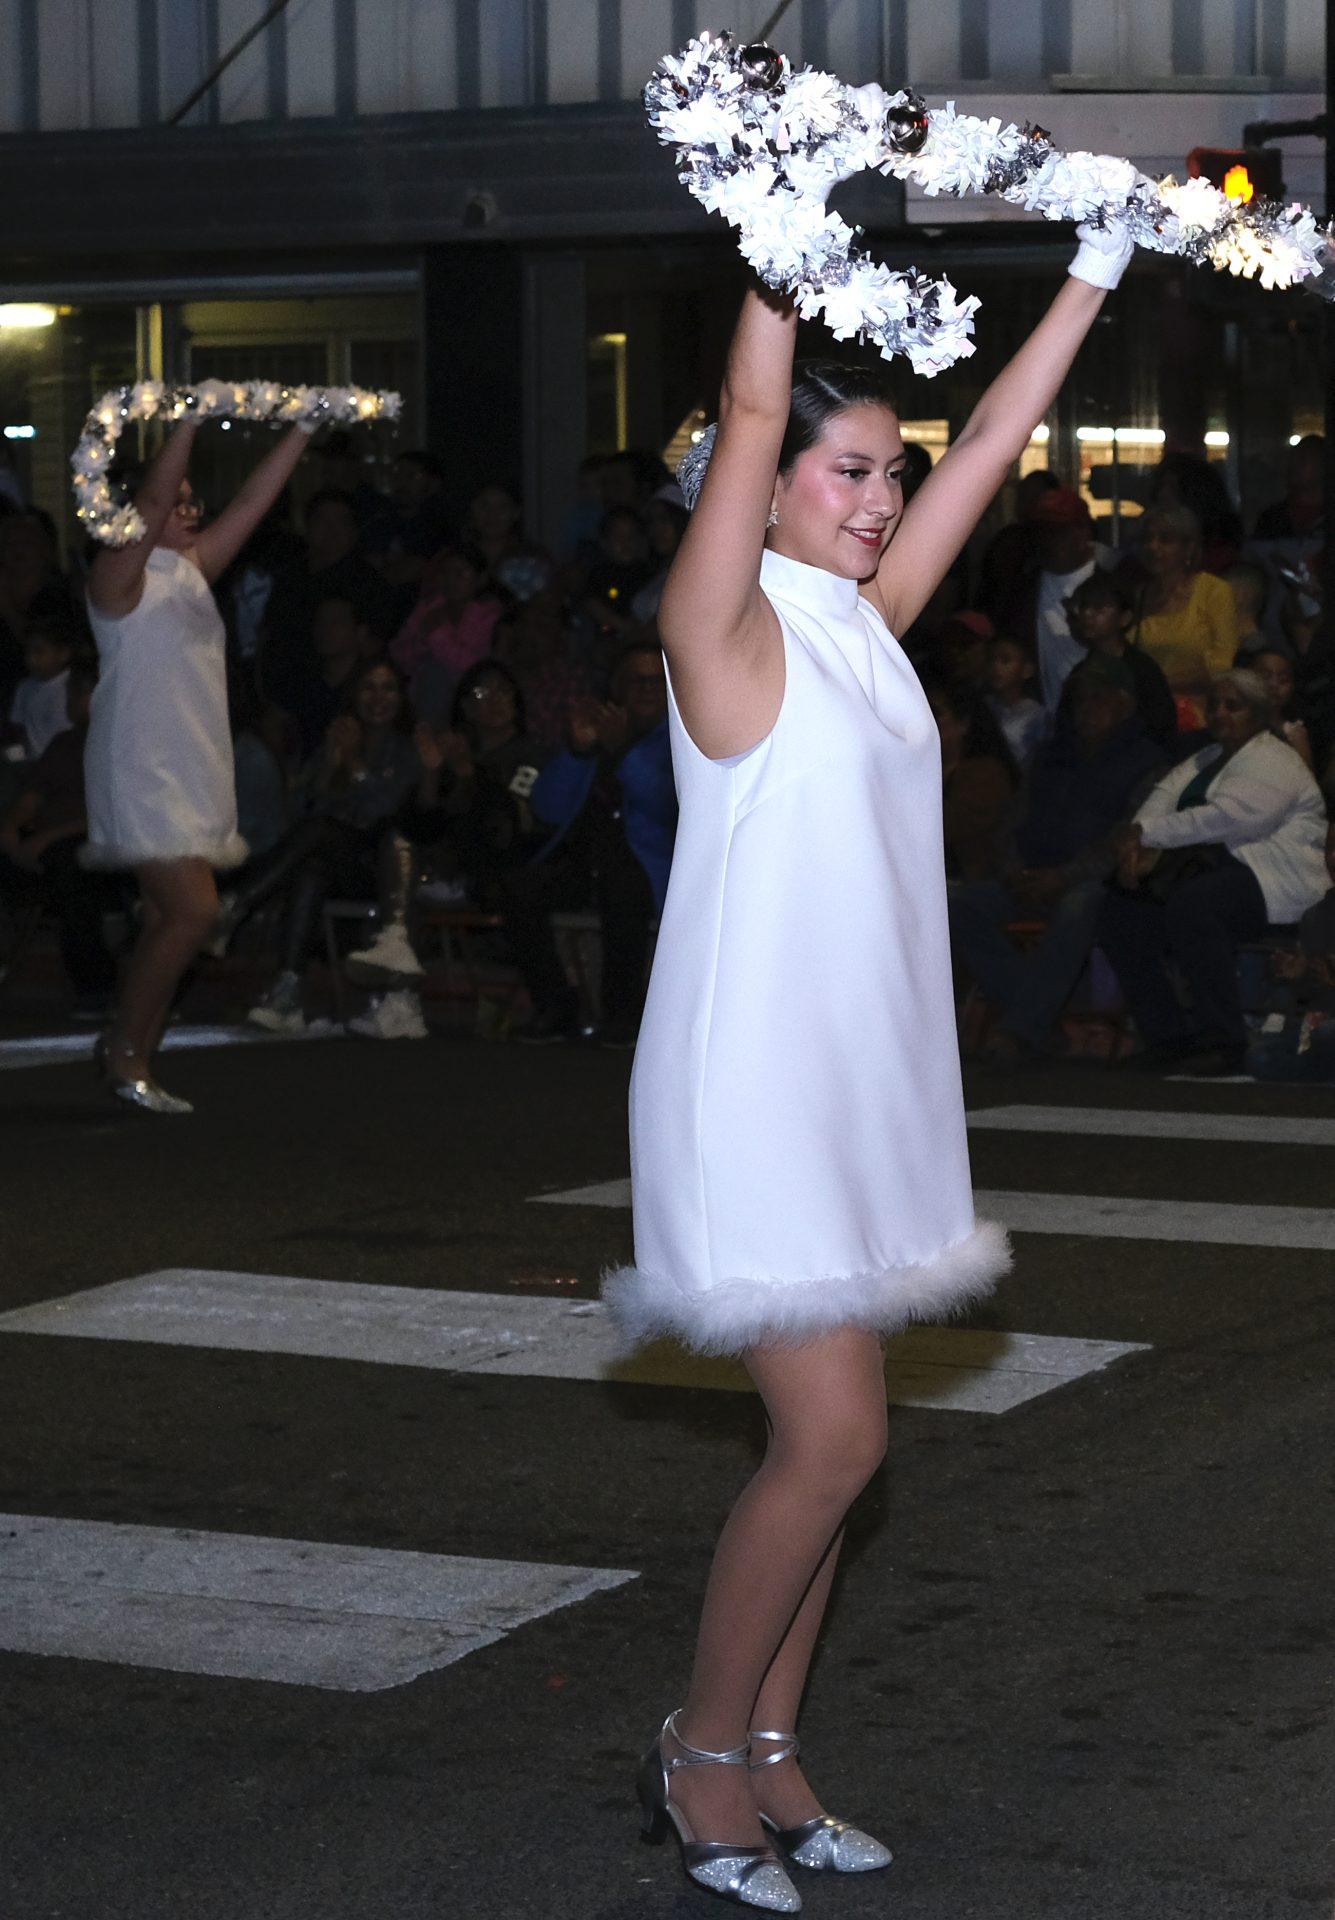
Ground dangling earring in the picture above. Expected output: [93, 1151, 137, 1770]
[766, 505, 779, 528]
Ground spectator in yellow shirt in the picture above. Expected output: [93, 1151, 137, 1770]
[1129, 505, 1239, 729]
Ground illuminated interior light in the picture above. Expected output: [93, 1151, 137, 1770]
[0, 303, 57, 330]
[3, 424, 36, 440]
[1203, 430, 1231, 447]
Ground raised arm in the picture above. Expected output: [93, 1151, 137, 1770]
[873, 226, 1132, 637]
[193, 424, 311, 583]
[87, 421, 200, 617]
[656, 285, 793, 760]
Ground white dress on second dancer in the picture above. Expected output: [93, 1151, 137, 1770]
[84, 546, 246, 870]
[604, 548, 1010, 1356]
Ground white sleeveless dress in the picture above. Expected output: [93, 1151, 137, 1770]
[604, 548, 1009, 1355]
[84, 547, 246, 870]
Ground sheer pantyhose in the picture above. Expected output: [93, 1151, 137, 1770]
[664, 1326, 887, 1849]
[110, 858, 219, 1076]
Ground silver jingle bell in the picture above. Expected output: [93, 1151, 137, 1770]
[738, 42, 785, 92]
[883, 98, 931, 156]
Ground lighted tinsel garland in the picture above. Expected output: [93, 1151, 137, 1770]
[647, 32, 1333, 377]
[72, 378, 402, 547]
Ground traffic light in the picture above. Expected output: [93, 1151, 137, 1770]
[1187, 146, 1286, 203]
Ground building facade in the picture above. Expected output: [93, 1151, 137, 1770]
[0, 0, 1325, 548]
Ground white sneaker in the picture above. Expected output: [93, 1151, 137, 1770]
[246, 970, 307, 1035]
[344, 921, 425, 986]
[347, 988, 428, 1041]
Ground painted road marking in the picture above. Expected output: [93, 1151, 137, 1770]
[531, 1179, 1335, 1253]
[0, 1514, 634, 1692]
[967, 1105, 1335, 1148]
[0, 1024, 336, 1073]
[0, 1272, 1146, 1416]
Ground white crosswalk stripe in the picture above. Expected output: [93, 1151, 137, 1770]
[968, 1105, 1335, 1147]
[0, 1514, 635, 1692]
[531, 1177, 1335, 1252]
[0, 1270, 1148, 1415]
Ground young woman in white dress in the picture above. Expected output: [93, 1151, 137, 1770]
[85, 417, 311, 1113]
[619, 223, 1134, 1910]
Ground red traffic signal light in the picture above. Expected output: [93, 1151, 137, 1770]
[1187, 146, 1286, 203]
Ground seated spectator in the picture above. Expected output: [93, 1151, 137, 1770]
[1147, 452, 1244, 573]
[1126, 506, 1239, 727]
[499, 641, 676, 1047]
[390, 546, 504, 725]
[1249, 819, 1335, 1082]
[990, 487, 1113, 712]
[7, 614, 76, 759]
[0, 660, 118, 1018]
[464, 484, 553, 604]
[563, 454, 609, 563]
[310, 430, 398, 554]
[261, 489, 398, 709]
[631, 495, 690, 627]
[579, 508, 657, 670]
[933, 610, 994, 694]
[1252, 648, 1317, 774]
[926, 681, 1020, 881]
[0, 508, 78, 712]
[1254, 435, 1324, 542]
[1060, 571, 1178, 749]
[976, 468, 1060, 625]
[228, 668, 288, 863]
[1098, 668, 1329, 1074]
[494, 588, 592, 757]
[218, 661, 423, 1034]
[277, 592, 378, 762]
[376, 450, 451, 593]
[984, 633, 1046, 769]
[1276, 563, 1334, 795]
[1224, 559, 1269, 661]
[950, 656, 1166, 1064]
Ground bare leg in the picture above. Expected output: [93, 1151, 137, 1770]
[664, 1328, 887, 1849]
[109, 859, 218, 1077]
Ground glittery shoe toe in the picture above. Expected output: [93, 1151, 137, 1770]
[765, 1813, 893, 1873]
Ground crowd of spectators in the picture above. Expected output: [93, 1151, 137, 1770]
[0, 424, 1331, 1080]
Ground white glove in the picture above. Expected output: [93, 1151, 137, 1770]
[1069, 218, 1136, 291]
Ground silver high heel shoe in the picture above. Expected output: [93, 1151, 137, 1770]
[95, 1034, 193, 1115]
[749, 1728, 893, 1873]
[636, 1710, 802, 1911]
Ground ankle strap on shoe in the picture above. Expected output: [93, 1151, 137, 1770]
[747, 1728, 800, 1768]
[663, 1709, 750, 1770]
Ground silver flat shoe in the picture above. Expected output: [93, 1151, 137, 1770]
[636, 1710, 801, 1911]
[110, 1070, 193, 1115]
[750, 1729, 892, 1873]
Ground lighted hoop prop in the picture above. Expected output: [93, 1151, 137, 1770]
[72, 378, 402, 546]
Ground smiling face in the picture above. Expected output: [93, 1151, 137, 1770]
[354, 663, 402, 731]
[770, 403, 906, 580]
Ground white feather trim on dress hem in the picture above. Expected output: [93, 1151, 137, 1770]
[601, 1220, 1011, 1357]
[80, 832, 249, 872]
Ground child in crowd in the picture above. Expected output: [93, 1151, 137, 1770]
[8, 616, 75, 759]
[1223, 560, 1269, 661]
[1063, 571, 1178, 747]
[984, 633, 1046, 768]
[390, 546, 504, 724]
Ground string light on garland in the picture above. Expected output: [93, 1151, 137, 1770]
[71, 378, 402, 547]
[646, 32, 1333, 377]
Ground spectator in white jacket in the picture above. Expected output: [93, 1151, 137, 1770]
[1097, 667, 1329, 1074]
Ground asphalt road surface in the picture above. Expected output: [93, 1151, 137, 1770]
[1, 1027, 1332, 1920]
